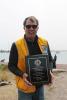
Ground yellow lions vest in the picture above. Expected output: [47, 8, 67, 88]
[15, 37, 48, 93]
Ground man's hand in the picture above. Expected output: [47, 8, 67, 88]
[50, 71, 54, 78]
[23, 73, 32, 86]
[50, 70, 55, 83]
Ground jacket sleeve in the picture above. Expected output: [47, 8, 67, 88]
[8, 43, 23, 77]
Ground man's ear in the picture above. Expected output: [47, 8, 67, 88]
[37, 26, 39, 31]
[23, 26, 25, 30]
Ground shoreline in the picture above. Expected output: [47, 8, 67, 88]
[56, 64, 67, 69]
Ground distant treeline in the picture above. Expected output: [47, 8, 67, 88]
[0, 50, 10, 53]
[52, 50, 67, 52]
[0, 50, 67, 53]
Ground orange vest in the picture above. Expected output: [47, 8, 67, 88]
[15, 37, 48, 93]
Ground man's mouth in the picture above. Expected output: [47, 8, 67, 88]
[28, 30, 34, 34]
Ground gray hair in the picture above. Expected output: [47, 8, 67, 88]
[23, 16, 39, 27]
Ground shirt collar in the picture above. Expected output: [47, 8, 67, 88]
[24, 34, 38, 42]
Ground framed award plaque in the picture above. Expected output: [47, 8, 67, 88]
[26, 54, 52, 85]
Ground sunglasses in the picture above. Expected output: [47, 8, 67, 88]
[25, 25, 37, 29]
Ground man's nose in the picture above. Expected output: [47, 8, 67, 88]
[30, 27, 34, 30]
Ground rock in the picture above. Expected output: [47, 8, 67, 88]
[0, 81, 11, 86]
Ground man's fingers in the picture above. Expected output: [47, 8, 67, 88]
[23, 73, 32, 86]
[23, 73, 28, 78]
[24, 78, 32, 86]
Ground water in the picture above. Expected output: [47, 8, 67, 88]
[51, 51, 67, 64]
[0, 51, 67, 64]
[0, 52, 9, 63]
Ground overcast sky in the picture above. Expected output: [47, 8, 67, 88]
[0, 0, 67, 50]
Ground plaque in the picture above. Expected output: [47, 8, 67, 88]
[26, 54, 52, 85]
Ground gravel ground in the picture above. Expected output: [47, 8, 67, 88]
[45, 72, 67, 100]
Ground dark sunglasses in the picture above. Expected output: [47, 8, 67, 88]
[25, 25, 37, 29]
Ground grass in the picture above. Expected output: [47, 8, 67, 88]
[0, 63, 15, 81]
[0, 63, 8, 70]
[0, 64, 8, 81]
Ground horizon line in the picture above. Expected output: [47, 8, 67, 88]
[0, 49, 67, 52]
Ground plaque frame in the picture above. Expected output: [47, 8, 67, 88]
[26, 54, 51, 85]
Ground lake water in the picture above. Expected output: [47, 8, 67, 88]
[0, 51, 67, 64]
[51, 51, 67, 64]
[0, 52, 9, 63]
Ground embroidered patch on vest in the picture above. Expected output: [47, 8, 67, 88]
[41, 45, 48, 54]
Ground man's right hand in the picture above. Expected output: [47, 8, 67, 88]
[23, 73, 32, 86]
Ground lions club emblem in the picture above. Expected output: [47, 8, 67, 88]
[34, 59, 41, 66]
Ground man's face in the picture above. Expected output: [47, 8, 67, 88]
[24, 18, 38, 40]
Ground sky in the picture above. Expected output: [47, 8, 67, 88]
[0, 0, 67, 50]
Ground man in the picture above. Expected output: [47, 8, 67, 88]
[8, 16, 54, 100]
[53, 54, 57, 69]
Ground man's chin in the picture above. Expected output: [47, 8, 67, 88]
[28, 35, 35, 40]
